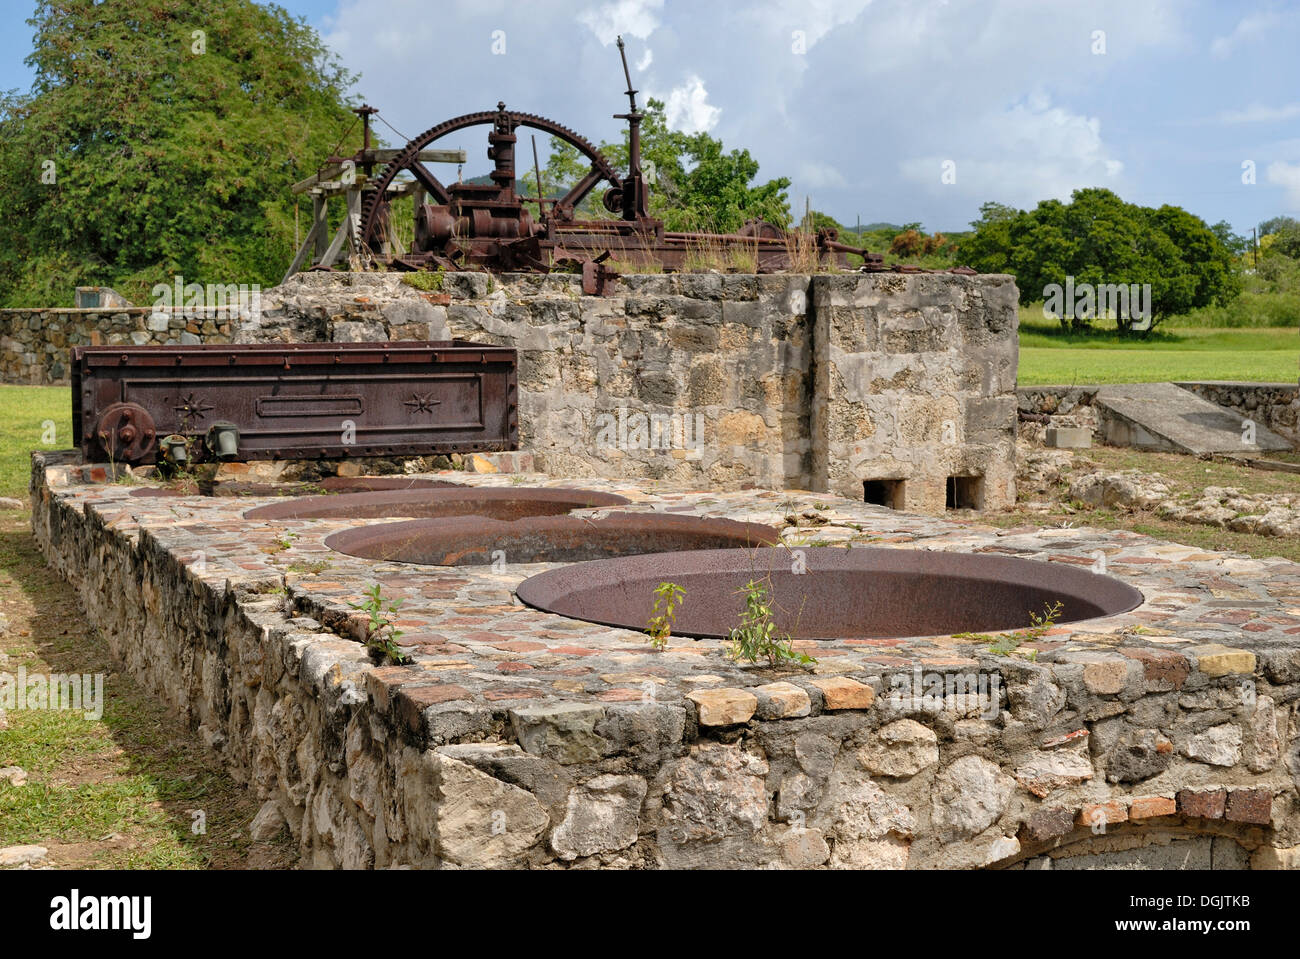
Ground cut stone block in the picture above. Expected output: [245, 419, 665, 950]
[1045, 426, 1091, 449]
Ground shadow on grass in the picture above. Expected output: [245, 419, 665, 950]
[0, 521, 288, 868]
[1019, 315, 1180, 345]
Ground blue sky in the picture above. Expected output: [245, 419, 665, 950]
[3, 0, 1300, 235]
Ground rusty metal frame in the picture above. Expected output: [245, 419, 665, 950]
[72, 341, 518, 465]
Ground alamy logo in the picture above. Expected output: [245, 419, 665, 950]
[151, 275, 262, 322]
[887, 667, 1001, 720]
[49, 890, 151, 939]
[594, 407, 704, 452]
[0, 667, 104, 720]
[1042, 276, 1152, 331]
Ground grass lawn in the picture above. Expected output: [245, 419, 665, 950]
[0, 385, 288, 868]
[0, 385, 71, 499]
[1018, 313, 1298, 385]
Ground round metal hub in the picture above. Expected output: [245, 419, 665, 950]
[515, 547, 1145, 640]
[324, 514, 781, 566]
[94, 402, 157, 464]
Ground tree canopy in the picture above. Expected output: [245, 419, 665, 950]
[536, 98, 791, 233]
[0, 0, 358, 307]
[958, 188, 1241, 331]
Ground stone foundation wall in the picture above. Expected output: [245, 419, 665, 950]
[4, 272, 1019, 509]
[812, 273, 1018, 510]
[0, 308, 234, 384]
[28, 453, 1300, 870]
[235, 271, 1020, 508]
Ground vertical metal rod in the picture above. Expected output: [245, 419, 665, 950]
[532, 134, 546, 213]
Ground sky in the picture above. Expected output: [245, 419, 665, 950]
[3, 0, 1299, 234]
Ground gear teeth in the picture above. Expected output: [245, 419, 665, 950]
[359, 110, 620, 248]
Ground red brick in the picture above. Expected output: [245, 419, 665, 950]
[1026, 807, 1075, 841]
[1078, 801, 1128, 829]
[482, 687, 543, 702]
[1129, 796, 1176, 819]
[1118, 647, 1190, 689]
[1225, 789, 1272, 825]
[394, 684, 471, 732]
[597, 688, 645, 702]
[1176, 788, 1226, 819]
[1042, 728, 1088, 750]
[366, 667, 428, 713]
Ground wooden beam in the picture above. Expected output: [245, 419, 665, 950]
[317, 204, 353, 268]
[368, 148, 465, 164]
[281, 216, 327, 284]
[291, 149, 467, 194]
[312, 193, 328, 260]
[1219, 454, 1300, 475]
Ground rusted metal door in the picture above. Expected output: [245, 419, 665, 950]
[71, 341, 518, 465]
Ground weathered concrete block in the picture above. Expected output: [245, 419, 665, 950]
[1046, 426, 1092, 449]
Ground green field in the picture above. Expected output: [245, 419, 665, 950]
[0, 385, 71, 499]
[1017, 313, 1298, 386]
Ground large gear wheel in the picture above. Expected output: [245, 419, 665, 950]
[359, 105, 624, 254]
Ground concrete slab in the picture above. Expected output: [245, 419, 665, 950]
[1095, 383, 1292, 454]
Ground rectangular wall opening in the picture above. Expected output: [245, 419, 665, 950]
[863, 478, 905, 510]
[946, 475, 984, 510]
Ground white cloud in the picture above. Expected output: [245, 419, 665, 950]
[797, 161, 848, 189]
[746, 0, 875, 51]
[1210, 12, 1284, 59]
[1212, 102, 1300, 125]
[1266, 161, 1300, 211]
[898, 93, 1123, 207]
[578, 0, 664, 45]
[659, 76, 721, 133]
[636, 48, 653, 70]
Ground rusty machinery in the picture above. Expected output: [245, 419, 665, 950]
[71, 341, 518, 467]
[329, 37, 894, 293]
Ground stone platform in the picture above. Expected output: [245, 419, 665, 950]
[29, 452, 1300, 869]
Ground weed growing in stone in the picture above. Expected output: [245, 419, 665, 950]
[263, 531, 297, 555]
[349, 584, 409, 665]
[646, 581, 685, 651]
[727, 578, 815, 668]
[956, 600, 1063, 658]
[400, 269, 444, 292]
[287, 559, 331, 575]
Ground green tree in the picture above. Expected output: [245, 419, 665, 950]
[0, 0, 357, 307]
[1258, 215, 1300, 238]
[541, 97, 790, 233]
[958, 188, 1240, 332]
[1209, 220, 1248, 257]
[1266, 223, 1300, 260]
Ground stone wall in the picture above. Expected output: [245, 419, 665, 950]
[4, 271, 1019, 509]
[235, 271, 1020, 508]
[812, 273, 1019, 511]
[1019, 383, 1300, 449]
[0, 307, 234, 384]
[28, 453, 1300, 870]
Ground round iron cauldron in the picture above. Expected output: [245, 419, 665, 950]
[324, 513, 780, 566]
[515, 547, 1144, 640]
[245, 486, 629, 521]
